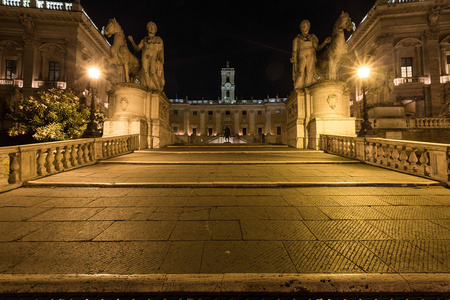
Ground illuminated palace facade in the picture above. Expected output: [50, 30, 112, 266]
[347, 0, 450, 140]
[0, 0, 111, 132]
[169, 65, 287, 144]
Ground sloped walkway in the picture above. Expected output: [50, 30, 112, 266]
[0, 145, 448, 295]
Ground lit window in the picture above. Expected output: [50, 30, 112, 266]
[276, 109, 282, 114]
[5, 60, 17, 79]
[49, 62, 60, 81]
[401, 57, 413, 82]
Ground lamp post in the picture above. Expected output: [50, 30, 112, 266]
[357, 67, 375, 137]
[82, 67, 101, 138]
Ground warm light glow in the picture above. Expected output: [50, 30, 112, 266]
[358, 67, 370, 79]
[88, 67, 100, 79]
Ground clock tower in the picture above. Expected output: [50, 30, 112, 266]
[221, 61, 235, 103]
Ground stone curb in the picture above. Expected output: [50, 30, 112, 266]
[136, 151, 322, 154]
[23, 181, 443, 188]
[0, 273, 448, 294]
[100, 160, 359, 165]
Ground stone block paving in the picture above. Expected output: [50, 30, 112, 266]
[0, 185, 449, 275]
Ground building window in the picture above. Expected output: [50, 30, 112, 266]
[226, 91, 230, 98]
[258, 127, 263, 135]
[257, 110, 263, 115]
[277, 126, 282, 135]
[447, 55, 450, 74]
[173, 126, 178, 134]
[242, 127, 247, 135]
[173, 110, 178, 115]
[225, 110, 230, 115]
[192, 128, 197, 135]
[48, 62, 60, 81]
[276, 109, 282, 114]
[208, 110, 213, 116]
[401, 57, 413, 82]
[5, 60, 17, 80]
[242, 111, 247, 116]
[208, 128, 213, 136]
[193, 111, 198, 116]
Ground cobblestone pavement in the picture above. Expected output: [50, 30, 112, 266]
[0, 146, 448, 277]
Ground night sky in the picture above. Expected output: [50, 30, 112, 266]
[81, 0, 376, 100]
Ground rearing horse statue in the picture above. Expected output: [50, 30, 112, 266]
[324, 11, 354, 81]
[104, 18, 140, 83]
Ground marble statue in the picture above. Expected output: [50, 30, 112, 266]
[291, 20, 330, 89]
[324, 11, 353, 81]
[128, 22, 165, 92]
[104, 18, 140, 83]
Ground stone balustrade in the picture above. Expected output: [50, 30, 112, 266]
[321, 134, 450, 184]
[0, 134, 139, 192]
[1, 0, 74, 10]
[413, 117, 450, 128]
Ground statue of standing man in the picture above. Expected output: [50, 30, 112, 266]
[128, 22, 165, 91]
[291, 20, 330, 89]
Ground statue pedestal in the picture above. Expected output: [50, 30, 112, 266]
[285, 80, 356, 149]
[103, 83, 172, 149]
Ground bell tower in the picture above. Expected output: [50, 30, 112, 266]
[221, 61, 235, 103]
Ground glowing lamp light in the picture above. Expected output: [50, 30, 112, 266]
[88, 67, 100, 79]
[358, 67, 370, 79]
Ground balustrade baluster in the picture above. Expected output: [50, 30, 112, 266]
[71, 145, 78, 167]
[37, 149, 47, 176]
[378, 144, 385, 165]
[365, 143, 374, 162]
[8, 153, 20, 184]
[408, 149, 419, 173]
[77, 143, 84, 165]
[54, 147, 64, 171]
[89, 142, 95, 162]
[108, 141, 113, 157]
[391, 147, 400, 169]
[83, 143, 90, 163]
[46, 148, 55, 174]
[63, 145, 71, 168]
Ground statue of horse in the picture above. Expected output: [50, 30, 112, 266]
[104, 18, 140, 83]
[322, 11, 354, 81]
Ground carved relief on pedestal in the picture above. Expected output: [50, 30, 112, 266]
[326, 94, 338, 110]
[120, 97, 129, 111]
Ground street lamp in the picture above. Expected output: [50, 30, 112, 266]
[82, 67, 102, 138]
[357, 67, 375, 137]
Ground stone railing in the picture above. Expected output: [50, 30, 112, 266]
[413, 118, 450, 128]
[321, 135, 450, 184]
[0, 134, 139, 192]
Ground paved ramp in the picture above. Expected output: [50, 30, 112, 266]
[0, 146, 448, 296]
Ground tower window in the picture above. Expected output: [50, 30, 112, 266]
[226, 76, 230, 82]
[226, 91, 230, 98]
[49, 62, 60, 81]
[401, 57, 413, 82]
[5, 60, 17, 80]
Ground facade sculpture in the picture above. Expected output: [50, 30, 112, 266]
[128, 22, 165, 92]
[291, 20, 330, 89]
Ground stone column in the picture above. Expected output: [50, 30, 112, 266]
[394, 48, 401, 78]
[440, 45, 447, 75]
[265, 109, 271, 134]
[17, 53, 23, 79]
[22, 39, 36, 97]
[249, 110, 255, 135]
[234, 110, 240, 135]
[184, 109, 190, 135]
[423, 31, 441, 116]
[216, 110, 221, 135]
[200, 110, 206, 135]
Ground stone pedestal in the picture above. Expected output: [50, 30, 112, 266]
[285, 80, 356, 149]
[103, 83, 172, 149]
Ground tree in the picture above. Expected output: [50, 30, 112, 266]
[8, 88, 103, 141]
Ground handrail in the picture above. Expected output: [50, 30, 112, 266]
[0, 134, 139, 192]
[321, 134, 450, 184]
